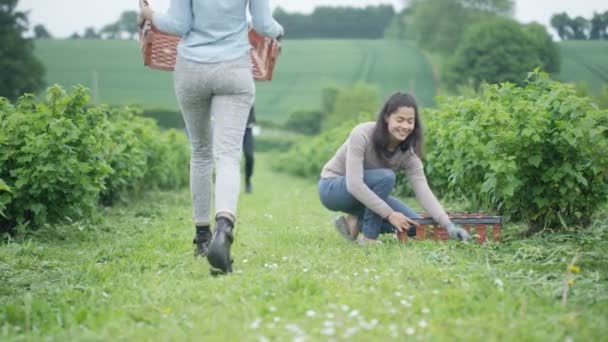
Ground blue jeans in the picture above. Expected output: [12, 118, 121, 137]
[318, 169, 420, 239]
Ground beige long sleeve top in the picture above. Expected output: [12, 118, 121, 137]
[320, 122, 451, 227]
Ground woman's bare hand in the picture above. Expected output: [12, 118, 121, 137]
[387, 212, 420, 232]
[138, 6, 154, 28]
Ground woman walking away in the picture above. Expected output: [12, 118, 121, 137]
[139, 1, 283, 274]
[317, 92, 470, 245]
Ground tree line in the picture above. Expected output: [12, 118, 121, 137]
[386, 0, 560, 92]
[35, 6, 397, 40]
[550, 11, 608, 40]
[32, 10, 139, 40]
[272, 5, 395, 39]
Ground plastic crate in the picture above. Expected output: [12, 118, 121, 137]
[138, 0, 280, 81]
[396, 212, 502, 245]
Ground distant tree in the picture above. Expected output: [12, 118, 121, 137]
[273, 5, 395, 39]
[0, 0, 46, 101]
[83, 27, 100, 39]
[100, 23, 121, 39]
[69, 32, 81, 39]
[408, 0, 469, 53]
[443, 18, 542, 90]
[523, 22, 560, 74]
[384, 7, 411, 39]
[589, 12, 607, 40]
[118, 11, 138, 39]
[550, 12, 571, 40]
[33, 24, 52, 39]
[459, 0, 514, 15]
[407, 0, 514, 54]
[569, 16, 589, 40]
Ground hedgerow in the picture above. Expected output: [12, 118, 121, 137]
[0, 85, 189, 234]
[425, 71, 608, 231]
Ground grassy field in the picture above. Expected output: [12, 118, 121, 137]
[1, 154, 607, 341]
[558, 41, 608, 94]
[34, 39, 436, 124]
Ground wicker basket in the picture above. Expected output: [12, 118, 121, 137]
[138, 1, 280, 81]
[396, 212, 502, 245]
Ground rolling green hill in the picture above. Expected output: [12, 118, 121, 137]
[558, 41, 608, 93]
[33, 39, 608, 124]
[558, 41, 608, 92]
[34, 39, 436, 123]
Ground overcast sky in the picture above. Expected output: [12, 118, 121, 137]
[16, 0, 608, 39]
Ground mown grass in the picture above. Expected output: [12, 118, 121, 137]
[34, 39, 437, 123]
[1, 154, 607, 341]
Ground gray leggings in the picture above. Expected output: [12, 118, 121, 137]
[174, 54, 254, 226]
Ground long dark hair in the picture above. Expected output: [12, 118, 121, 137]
[372, 92, 424, 158]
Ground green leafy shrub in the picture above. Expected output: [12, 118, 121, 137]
[0, 86, 112, 231]
[425, 71, 608, 231]
[273, 82, 379, 179]
[322, 82, 379, 131]
[255, 128, 302, 152]
[272, 121, 357, 178]
[100, 107, 189, 204]
[443, 18, 544, 91]
[0, 86, 190, 233]
[140, 108, 185, 129]
[283, 109, 324, 135]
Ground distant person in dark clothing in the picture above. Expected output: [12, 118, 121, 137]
[243, 107, 256, 193]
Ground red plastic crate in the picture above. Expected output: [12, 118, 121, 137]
[397, 212, 502, 245]
[138, 0, 280, 81]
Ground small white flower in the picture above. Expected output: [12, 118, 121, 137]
[348, 309, 360, 317]
[269, 306, 277, 312]
[321, 327, 336, 336]
[273, 316, 281, 322]
[494, 278, 504, 292]
[250, 318, 262, 329]
[306, 309, 316, 317]
[400, 299, 412, 307]
[326, 312, 335, 319]
[418, 320, 428, 328]
[395, 291, 403, 297]
[432, 290, 439, 295]
[243, 259, 249, 263]
[405, 327, 415, 335]
[341, 304, 349, 311]
[422, 307, 430, 314]
[303, 268, 308, 273]
[407, 295, 415, 300]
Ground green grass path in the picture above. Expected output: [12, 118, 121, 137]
[1, 154, 607, 340]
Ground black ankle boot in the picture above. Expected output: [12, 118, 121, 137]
[193, 227, 211, 257]
[207, 217, 234, 274]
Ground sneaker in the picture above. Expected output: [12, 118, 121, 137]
[333, 216, 356, 241]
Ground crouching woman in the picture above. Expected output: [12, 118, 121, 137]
[318, 92, 469, 245]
